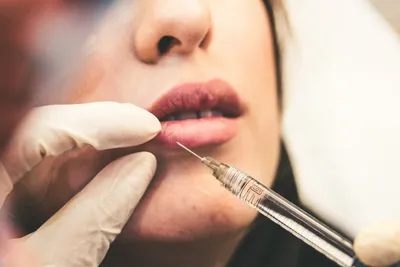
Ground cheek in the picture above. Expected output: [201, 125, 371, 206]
[66, 11, 136, 104]
[210, 0, 278, 128]
[214, 1, 279, 184]
[210, 0, 274, 71]
[67, 55, 122, 104]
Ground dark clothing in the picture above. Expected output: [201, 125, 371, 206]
[227, 207, 342, 267]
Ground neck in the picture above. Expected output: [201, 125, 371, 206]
[101, 232, 246, 267]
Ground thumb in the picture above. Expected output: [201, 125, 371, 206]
[354, 220, 400, 267]
[23, 152, 156, 267]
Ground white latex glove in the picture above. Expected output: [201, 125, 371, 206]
[354, 220, 400, 267]
[0, 102, 161, 267]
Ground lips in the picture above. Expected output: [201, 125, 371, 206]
[148, 79, 244, 148]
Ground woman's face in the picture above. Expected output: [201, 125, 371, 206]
[15, 0, 280, 243]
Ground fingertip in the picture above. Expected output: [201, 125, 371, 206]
[130, 152, 157, 185]
[128, 151, 157, 174]
[354, 221, 400, 266]
[122, 103, 161, 137]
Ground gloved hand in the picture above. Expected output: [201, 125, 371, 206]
[0, 102, 161, 267]
[354, 220, 400, 267]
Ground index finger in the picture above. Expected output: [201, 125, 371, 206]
[1, 102, 161, 184]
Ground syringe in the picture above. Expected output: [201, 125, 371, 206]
[176, 142, 368, 267]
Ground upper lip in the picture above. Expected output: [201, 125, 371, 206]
[148, 79, 244, 121]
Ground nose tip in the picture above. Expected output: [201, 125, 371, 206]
[134, 2, 212, 63]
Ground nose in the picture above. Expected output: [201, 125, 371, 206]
[133, 0, 212, 63]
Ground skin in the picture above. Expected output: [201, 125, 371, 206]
[0, 1, 62, 265]
[0, 0, 41, 154]
[11, 0, 280, 266]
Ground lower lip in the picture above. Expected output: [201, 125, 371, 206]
[153, 117, 238, 148]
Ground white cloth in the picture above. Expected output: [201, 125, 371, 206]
[279, 0, 400, 237]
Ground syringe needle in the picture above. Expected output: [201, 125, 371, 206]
[176, 142, 203, 160]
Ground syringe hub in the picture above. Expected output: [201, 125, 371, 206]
[201, 157, 221, 172]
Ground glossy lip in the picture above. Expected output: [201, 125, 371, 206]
[147, 79, 244, 149]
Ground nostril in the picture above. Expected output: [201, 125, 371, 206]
[157, 36, 181, 56]
[199, 29, 211, 49]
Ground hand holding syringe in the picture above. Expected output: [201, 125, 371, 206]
[177, 142, 397, 267]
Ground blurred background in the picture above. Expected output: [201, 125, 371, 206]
[280, 0, 400, 237]
[370, 0, 400, 35]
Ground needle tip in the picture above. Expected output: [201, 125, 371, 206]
[176, 142, 203, 160]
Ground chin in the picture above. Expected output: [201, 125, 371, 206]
[116, 156, 260, 243]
